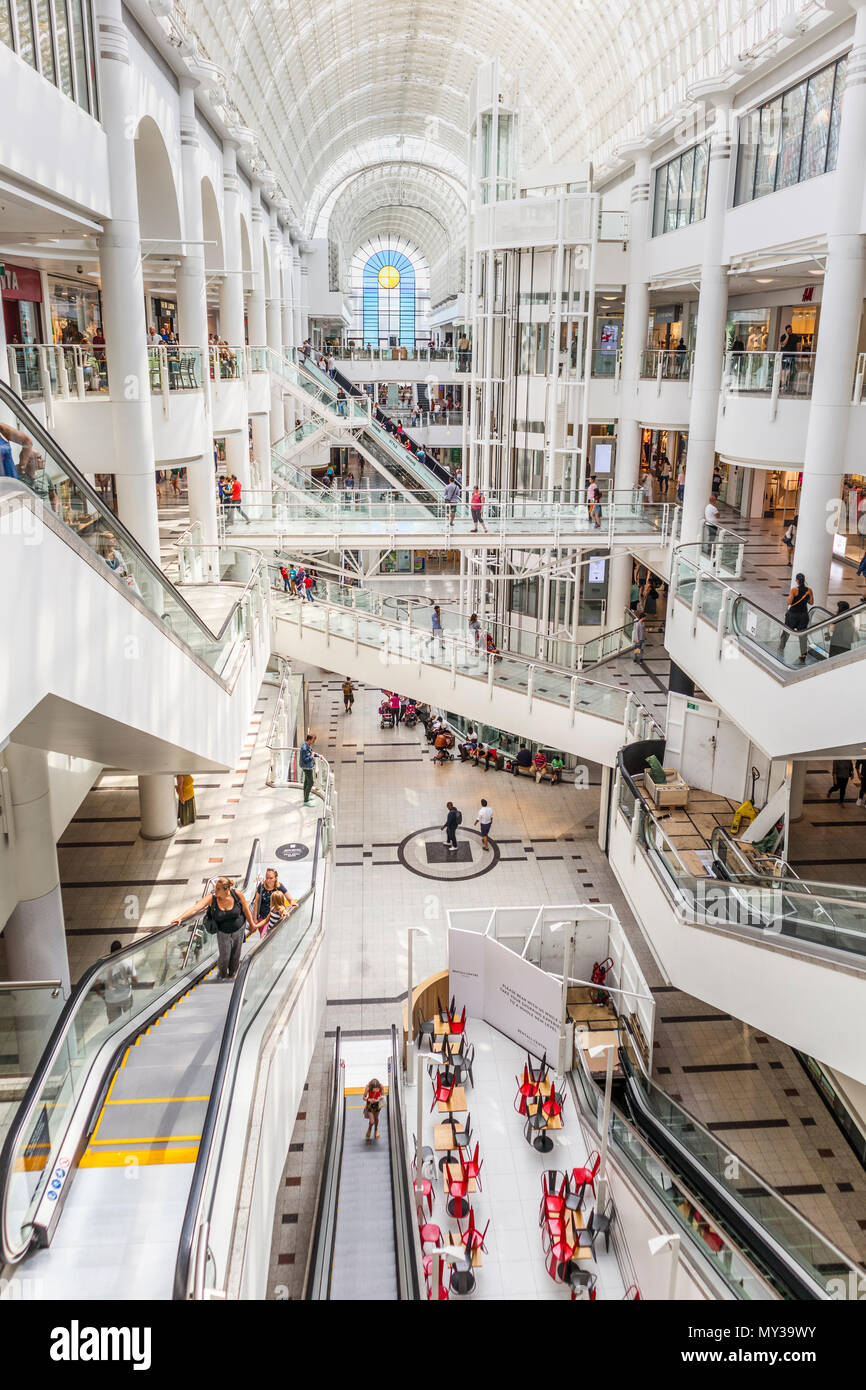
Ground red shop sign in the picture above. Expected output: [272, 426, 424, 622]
[1, 264, 42, 302]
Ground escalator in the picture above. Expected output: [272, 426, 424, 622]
[0, 829, 329, 1299]
[305, 1027, 420, 1300]
[570, 1024, 861, 1300]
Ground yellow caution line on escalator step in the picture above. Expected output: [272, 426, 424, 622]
[79, 1145, 200, 1168]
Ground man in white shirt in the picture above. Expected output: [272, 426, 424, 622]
[704, 496, 720, 551]
[641, 473, 655, 505]
[475, 798, 494, 851]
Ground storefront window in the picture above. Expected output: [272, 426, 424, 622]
[726, 309, 770, 352]
[49, 278, 102, 343]
[735, 55, 847, 205]
[652, 140, 711, 236]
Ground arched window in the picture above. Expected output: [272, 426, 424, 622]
[362, 247, 416, 347]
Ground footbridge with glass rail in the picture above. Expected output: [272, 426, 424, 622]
[262, 575, 660, 765]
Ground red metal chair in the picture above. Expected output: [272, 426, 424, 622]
[416, 1203, 442, 1251]
[463, 1141, 483, 1192]
[623, 1284, 642, 1300]
[545, 1235, 575, 1282]
[458, 1207, 490, 1256]
[413, 1174, 434, 1215]
[430, 1072, 455, 1113]
[538, 1170, 566, 1226]
[422, 1254, 450, 1300]
[444, 1150, 471, 1218]
[571, 1150, 601, 1207]
[450, 1004, 467, 1036]
[514, 1063, 539, 1115]
[543, 1086, 565, 1121]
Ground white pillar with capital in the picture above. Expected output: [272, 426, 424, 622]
[616, 141, 653, 491]
[247, 181, 268, 348]
[176, 78, 218, 555]
[267, 214, 284, 355]
[680, 91, 733, 547]
[94, 0, 161, 562]
[792, 0, 866, 605]
[219, 141, 250, 491]
[281, 229, 295, 351]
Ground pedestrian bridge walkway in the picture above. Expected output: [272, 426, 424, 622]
[267, 584, 660, 766]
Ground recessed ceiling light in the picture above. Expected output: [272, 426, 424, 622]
[755, 277, 773, 283]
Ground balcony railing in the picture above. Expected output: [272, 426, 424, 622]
[639, 348, 693, 382]
[724, 350, 816, 401]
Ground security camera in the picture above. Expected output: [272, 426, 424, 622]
[76, 264, 83, 274]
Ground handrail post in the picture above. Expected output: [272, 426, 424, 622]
[160, 347, 170, 417]
[38, 347, 54, 429]
[527, 663, 536, 714]
[769, 351, 782, 422]
[353, 611, 359, 657]
[450, 636, 458, 687]
[716, 588, 732, 661]
[7, 346, 21, 397]
[56, 346, 70, 399]
[569, 675, 577, 727]
[630, 800, 641, 860]
[655, 354, 663, 396]
[74, 346, 86, 399]
[690, 570, 703, 635]
[487, 654, 495, 700]
[325, 604, 331, 647]
[623, 691, 634, 737]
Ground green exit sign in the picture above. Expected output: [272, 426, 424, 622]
[687, 701, 699, 710]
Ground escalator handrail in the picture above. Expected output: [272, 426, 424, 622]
[0, 838, 261, 1266]
[620, 1050, 858, 1298]
[303, 1024, 346, 1300]
[387, 1025, 422, 1300]
[0, 381, 256, 652]
[174, 820, 325, 1299]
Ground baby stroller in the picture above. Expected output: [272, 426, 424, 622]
[433, 731, 455, 764]
[404, 702, 418, 728]
[379, 701, 395, 729]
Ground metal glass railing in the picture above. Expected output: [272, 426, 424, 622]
[147, 345, 204, 393]
[724, 350, 816, 400]
[640, 348, 693, 380]
[0, 382, 267, 679]
[0, 907, 221, 1265]
[673, 542, 866, 673]
[273, 584, 660, 736]
[7, 343, 110, 399]
[176, 823, 331, 1300]
[618, 760, 866, 962]
[570, 1048, 776, 1300]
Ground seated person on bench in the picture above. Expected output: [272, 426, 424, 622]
[512, 746, 533, 775]
[459, 729, 478, 760]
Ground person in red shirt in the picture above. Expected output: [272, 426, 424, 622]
[303, 569, 315, 603]
[230, 475, 249, 523]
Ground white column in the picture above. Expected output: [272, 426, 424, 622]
[789, 760, 808, 822]
[94, 0, 160, 563]
[224, 431, 251, 490]
[615, 143, 652, 490]
[292, 249, 303, 346]
[251, 411, 272, 493]
[138, 774, 177, 841]
[680, 92, 733, 546]
[247, 181, 268, 348]
[298, 250, 310, 340]
[607, 552, 632, 627]
[220, 142, 246, 345]
[267, 215, 284, 354]
[176, 79, 218, 552]
[4, 744, 70, 995]
[281, 230, 295, 350]
[792, 0, 866, 605]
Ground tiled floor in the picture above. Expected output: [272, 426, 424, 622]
[788, 765, 866, 890]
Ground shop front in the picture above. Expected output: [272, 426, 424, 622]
[150, 297, 178, 336]
[49, 276, 103, 344]
[1, 262, 44, 345]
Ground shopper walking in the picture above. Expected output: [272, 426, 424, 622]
[431, 604, 443, 648]
[468, 612, 481, 649]
[827, 758, 854, 805]
[470, 486, 487, 534]
[704, 496, 720, 550]
[677, 467, 686, 504]
[828, 601, 855, 659]
[303, 569, 315, 602]
[230, 475, 249, 523]
[444, 476, 460, 523]
[633, 613, 646, 662]
[442, 801, 461, 853]
[780, 573, 814, 663]
[475, 798, 493, 851]
[587, 475, 602, 529]
[300, 732, 317, 804]
[363, 1078, 384, 1141]
[782, 517, 797, 566]
[342, 677, 356, 713]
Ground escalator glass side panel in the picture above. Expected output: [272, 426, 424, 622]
[1, 921, 214, 1263]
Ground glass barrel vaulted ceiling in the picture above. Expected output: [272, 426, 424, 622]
[181, 0, 802, 271]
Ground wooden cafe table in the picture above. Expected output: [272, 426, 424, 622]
[438, 1085, 467, 1114]
[434, 1122, 466, 1151]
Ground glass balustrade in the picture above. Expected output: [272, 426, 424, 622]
[0, 382, 264, 679]
[2, 920, 216, 1261]
[674, 543, 866, 673]
[209, 345, 245, 381]
[640, 348, 693, 380]
[147, 346, 204, 393]
[726, 350, 816, 399]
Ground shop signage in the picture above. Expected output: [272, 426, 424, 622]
[801, 286, 815, 302]
[654, 303, 681, 324]
[1, 263, 42, 301]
